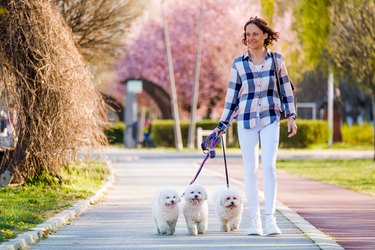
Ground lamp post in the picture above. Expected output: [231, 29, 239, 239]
[124, 80, 143, 148]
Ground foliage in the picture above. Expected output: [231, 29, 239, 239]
[261, 0, 275, 26]
[0, 5, 5, 16]
[150, 119, 329, 148]
[292, 0, 331, 72]
[288, 0, 374, 96]
[55, 0, 144, 66]
[277, 159, 375, 195]
[0, 161, 108, 242]
[279, 119, 329, 148]
[117, 0, 262, 119]
[151, 120, 190, 147]
[341, 122, 374, 145]
[329, 0, 375, 95]
[0, 0, 108, 183]
[104, 122, 125, 144]
[151, 120, 222, 148]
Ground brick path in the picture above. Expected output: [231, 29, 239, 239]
[205, 153, 375, 250]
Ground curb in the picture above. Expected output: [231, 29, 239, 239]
[0, 161, 115, 250]
[204, 166, 344, 250]
[276, 201, 344, 250]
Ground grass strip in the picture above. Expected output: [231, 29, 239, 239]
[0, 161, 109, 242]
[277, 159, 375, 195]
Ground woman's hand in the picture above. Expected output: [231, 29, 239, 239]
[213, 127, 221, 136]
[287, 117, 297, 138]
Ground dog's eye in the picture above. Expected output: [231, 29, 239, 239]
[166, 196, 170, 199]
[190, 191, 194, 194]
[227, 197, 230, 200]
[173, 196, 176, 198]
[233, 197, 236, 200]
[198, 192, 201, 194]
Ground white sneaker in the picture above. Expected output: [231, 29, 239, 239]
[264, 216, 281, 236]
[247, 217, 263, 235]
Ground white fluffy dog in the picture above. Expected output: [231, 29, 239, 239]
[152, 187, 180, 235]
[214, 186, 243, 232]
[182, 184, 208, 235]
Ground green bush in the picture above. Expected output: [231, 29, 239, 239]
[151, 120, 226, 147]
[104, 122, 125, 144]
[150, 119, 329, 148]
[151, 120, 188, 147]
[279, 119, 329, 148]
[341, 122, 374, 145]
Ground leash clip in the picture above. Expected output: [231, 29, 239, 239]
[201, 132, 222, 158]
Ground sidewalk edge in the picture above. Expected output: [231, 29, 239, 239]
[204, 167, 344, 250]
[276, 200, 344, 250]
[0, 160, 115, 250]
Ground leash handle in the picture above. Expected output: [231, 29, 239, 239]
[201, 132, 216, 153]
[220, 134, 230, 188]
[201, 131, 223, 157]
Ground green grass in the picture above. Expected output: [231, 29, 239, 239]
[277, 159, 375, 195]
[0, 161, 109, 242]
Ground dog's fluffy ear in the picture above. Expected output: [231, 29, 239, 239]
[220, 197, 224, 206]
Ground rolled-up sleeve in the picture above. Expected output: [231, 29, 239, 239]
[217, 60, 241, 131]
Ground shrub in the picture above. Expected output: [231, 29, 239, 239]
[151, 119, 329, 148]
[341, 122, 374, 145]
[104, 122, 125, 144]
[279, 119, 329, 148]
[150, 120, 189, 147]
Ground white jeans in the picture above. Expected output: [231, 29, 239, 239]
[237, 120, 280, 219]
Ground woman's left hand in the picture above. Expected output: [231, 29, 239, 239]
[287, 117, 297, 138]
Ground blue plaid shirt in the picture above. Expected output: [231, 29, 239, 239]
[217, 49, 296, 130]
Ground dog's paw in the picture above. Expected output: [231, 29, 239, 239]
[220, 225, 230, 232]
[188, 226, 198, 236]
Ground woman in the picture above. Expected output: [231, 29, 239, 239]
[213, 16, 297, 236]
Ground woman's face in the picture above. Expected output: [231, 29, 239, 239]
[245, 23, 268, 50]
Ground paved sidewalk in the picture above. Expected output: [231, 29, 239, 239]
[23, 148, 338, 250]
[204, 150, 374, 250]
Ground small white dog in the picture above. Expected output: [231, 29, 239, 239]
[152, 187, 180, 235]
[214, 186, 243, 232]
[182, 184, 208, 235]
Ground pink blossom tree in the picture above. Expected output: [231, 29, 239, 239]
[116, 0, 261, 119]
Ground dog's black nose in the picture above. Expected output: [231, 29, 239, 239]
[194, 195, 198, 198]
[171, 200, 175, 204]
[231, 201, 234, 205]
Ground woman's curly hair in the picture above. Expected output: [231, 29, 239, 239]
[242, 16, 279, 48]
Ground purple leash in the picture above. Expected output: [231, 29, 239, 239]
[189, 132, 221, 185]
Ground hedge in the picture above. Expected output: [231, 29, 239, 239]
[150, 119, 329, 148]
[150, 120, 237, 148]
[279, 119, 329, 148]
[341, 122, 374, 145]
[104, 122, 125, 144]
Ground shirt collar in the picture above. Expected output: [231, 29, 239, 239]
[242, 48, 273, 61]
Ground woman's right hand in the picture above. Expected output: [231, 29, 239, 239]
[213, 127, 222, 136]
